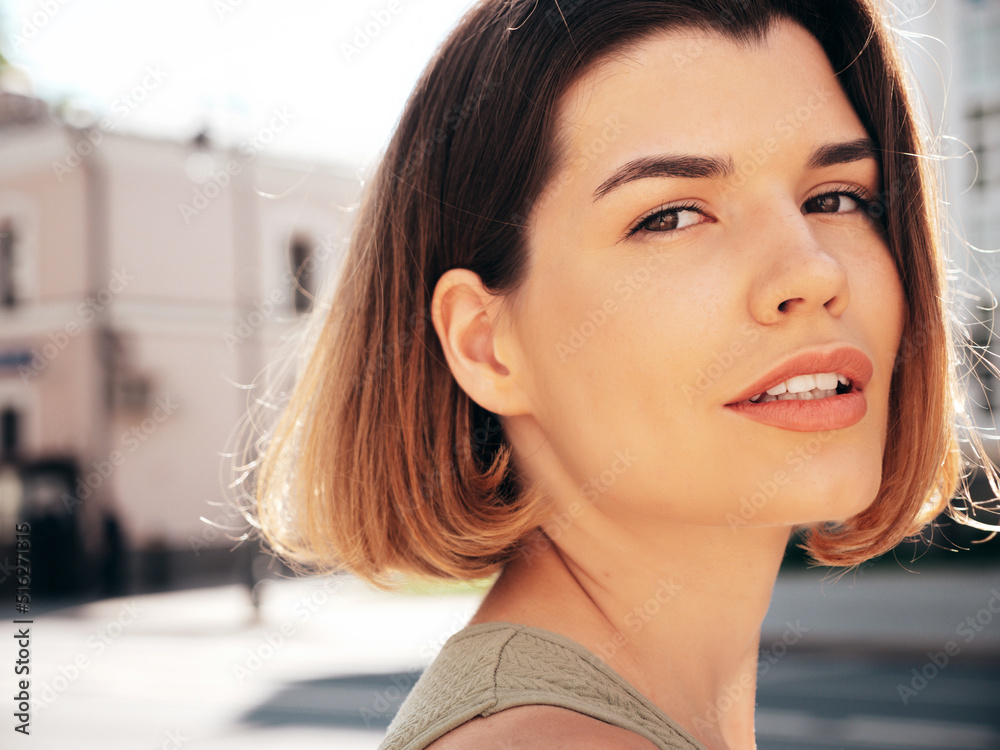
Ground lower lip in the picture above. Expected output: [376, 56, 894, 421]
[724, 391, 867, 432]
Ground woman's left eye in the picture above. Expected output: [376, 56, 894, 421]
[626, 203, 707, 238]
[802, 190, 871, 215]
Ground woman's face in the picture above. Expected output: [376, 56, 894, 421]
[498, 20, 905, 529]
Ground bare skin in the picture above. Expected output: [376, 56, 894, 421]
[430, 19, 904, 750]
[426, 704, 659, 749]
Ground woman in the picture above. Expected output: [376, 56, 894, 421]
[244, 1, 999, 748]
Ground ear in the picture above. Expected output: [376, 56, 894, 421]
[431, 268, 532, 417]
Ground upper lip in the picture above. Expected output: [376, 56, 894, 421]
[725, 345, 875, 405]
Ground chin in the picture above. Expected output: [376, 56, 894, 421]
[732, 460, 882, 529]
[793, 435, 887, 520]
[791, 470, 883, 526]
[719, 439, 884, 530]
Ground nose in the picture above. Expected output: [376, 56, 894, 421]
[746, 206, 850, 325]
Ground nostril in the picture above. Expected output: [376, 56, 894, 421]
[777, 297, 807, 314]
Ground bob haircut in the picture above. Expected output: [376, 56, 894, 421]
[243, 0, 998, 586]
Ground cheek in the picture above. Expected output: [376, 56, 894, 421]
[874, 252, 907, 455]
[858, 245, 907, 382]
[516, 251, 750, 512]
[520, 192, 737, 399]
[526, 245, 735, 413]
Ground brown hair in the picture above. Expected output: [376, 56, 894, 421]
[239, 0, 998, 586]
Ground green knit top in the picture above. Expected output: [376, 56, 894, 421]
[378, 621, 708, 749]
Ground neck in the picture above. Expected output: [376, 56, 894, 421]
[473, 511, 790, 750]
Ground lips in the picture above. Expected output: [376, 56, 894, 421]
[725, 345, 875, 406]
[722, 345, 875, 432]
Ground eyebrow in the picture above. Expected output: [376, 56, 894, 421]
[592, 138, 880, 202]
[805, 138, 879, 169]
[593, 154, 734, 201]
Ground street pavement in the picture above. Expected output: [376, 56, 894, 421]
[7, 562, 1000, 750]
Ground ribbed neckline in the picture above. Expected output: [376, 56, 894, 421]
[446, 620, 709, 750]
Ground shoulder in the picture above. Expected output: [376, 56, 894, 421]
[424, 704, 659, 749]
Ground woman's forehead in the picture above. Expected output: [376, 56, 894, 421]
[549, 20, 865, 179]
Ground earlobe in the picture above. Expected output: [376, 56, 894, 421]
[431, 268, 530, 416]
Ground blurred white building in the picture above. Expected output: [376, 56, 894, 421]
[0, 89, 357, 592]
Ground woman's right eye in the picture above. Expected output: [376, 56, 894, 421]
[627, 203, 707, 238]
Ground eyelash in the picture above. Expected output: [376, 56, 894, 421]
[804, 185, 876, 216]
[624, 186, 878, 240]
[625, 201, 704, 239]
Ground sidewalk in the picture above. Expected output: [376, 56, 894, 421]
[11, 562, 1000, 750]
[16, 575, 482, 750]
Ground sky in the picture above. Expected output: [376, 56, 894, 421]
[0, 1, 963, 174]
[1, 0, 478, 169]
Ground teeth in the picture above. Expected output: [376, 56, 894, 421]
[747, 371, 851, 403]
[754, 388, 839, 403]
[815, 373, 838, 390]
[785, 374, 817, 393]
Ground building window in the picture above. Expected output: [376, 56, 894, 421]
[289, 236, 313, 314]
[968, 103, 1000, 194]
[963, 0, 1000, 187]
[963, 294, 1000, 412]
[964, 0, 1000, 93]
[1, 407, 19, 461]
[0, 220, 15, 308]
